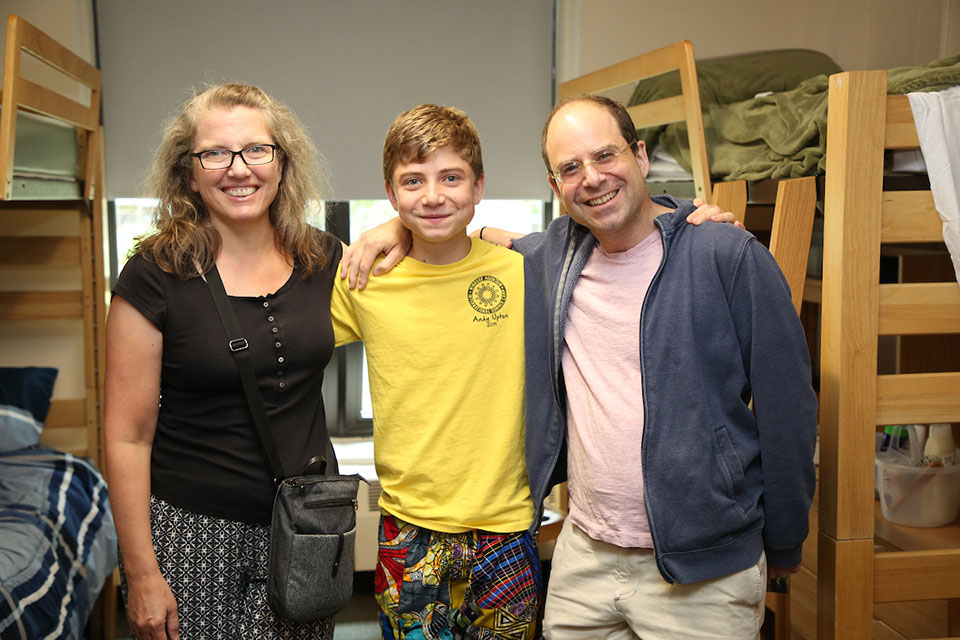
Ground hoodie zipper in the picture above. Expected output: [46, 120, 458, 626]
[639, 216, 674, 583]
[532, 225, 582, 532]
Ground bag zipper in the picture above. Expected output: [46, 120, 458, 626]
[332, 532, 344, 577]
[303, 497, 357, 510]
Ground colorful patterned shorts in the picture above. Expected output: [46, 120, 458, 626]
[375, 514, 542, 640]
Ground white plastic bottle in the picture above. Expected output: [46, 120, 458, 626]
[922, 423, 956, 466]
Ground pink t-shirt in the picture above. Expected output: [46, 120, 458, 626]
[562, 229, 663, 548]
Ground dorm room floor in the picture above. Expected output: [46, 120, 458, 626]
[110, 571, 381, 639]
[110, 566, 782, 639]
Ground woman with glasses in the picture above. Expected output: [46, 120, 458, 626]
[105, 83, 340, 640]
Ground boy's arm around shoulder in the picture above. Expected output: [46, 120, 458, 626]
[339, 217, 411, 290]
[329, 260, 364, 347]
[729, 239, 818, 572]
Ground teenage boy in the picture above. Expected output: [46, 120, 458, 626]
[329, 104, 540, 639]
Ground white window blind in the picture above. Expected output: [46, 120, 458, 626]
[96, 0, 554, 201]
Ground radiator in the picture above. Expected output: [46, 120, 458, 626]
[333, 440, 381, 572]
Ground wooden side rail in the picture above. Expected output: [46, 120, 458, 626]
[768, 177, 817, 313]
[625, 96, 685, 129]
[0, 236, 81, 266]
[712, 180, 748, 228]
[557, 41, 692, 96]
[0, 290, 83, 319]
[875, 372, 960, 424]
[881, 191, 942, 242]
[40, 397, 97, 459]
[44, 397, 87, 428]
[884, 95, 921, 148]
[877, 283, 960, 335]
[874, 549, 960, 602]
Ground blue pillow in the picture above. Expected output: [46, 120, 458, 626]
[0, 367, 58, 451]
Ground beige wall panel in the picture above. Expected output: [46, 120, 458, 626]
[559, 0, 955, 82]
[0, 319, 85, 399]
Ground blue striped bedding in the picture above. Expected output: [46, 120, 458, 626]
[0, 449, 117, 640]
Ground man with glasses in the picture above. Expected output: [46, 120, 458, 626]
[512, 94, 818, 639]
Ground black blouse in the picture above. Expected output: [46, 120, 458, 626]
[112, 233, 342, 524]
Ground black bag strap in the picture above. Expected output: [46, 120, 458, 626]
[203, 264, 286, 482]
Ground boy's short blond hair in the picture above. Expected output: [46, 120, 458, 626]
[382, 104, 484, 185]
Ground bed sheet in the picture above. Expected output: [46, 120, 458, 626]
[0, 449, 117, 640]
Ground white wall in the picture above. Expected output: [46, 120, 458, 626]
[558, 0, 960, 82]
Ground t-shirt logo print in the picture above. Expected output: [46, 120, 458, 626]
[467, 275, 507, 314]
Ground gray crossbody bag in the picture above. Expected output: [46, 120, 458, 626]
[205, 264, 361, 621]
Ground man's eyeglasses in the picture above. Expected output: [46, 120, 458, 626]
[190, 144, 278, 170]
[551, 142, 637, 185]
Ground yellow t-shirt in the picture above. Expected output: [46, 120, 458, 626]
[330, 238, 532, 533]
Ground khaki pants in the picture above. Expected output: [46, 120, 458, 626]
[543, 519, 765, 640]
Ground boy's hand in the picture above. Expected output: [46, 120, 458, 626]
[340, 217, 412, 290]
[471, 227, 526, 248]
[685, 198, 744, 229]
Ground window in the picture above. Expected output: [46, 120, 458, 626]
[110, 198, 158, 281]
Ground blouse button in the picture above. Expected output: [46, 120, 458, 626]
[262, 301, 270, 308]
[272, 327, 279, 334]
[278, 356, 285, 364]
[278, 381, 286, 389]
[268, 315, 275, 322]
[275, 341, 282, 348]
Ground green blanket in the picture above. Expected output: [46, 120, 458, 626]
[635, 52, 960, 181]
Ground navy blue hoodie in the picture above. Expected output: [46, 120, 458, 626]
[514, 196, 817, 585]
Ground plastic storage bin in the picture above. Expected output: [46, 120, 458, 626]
[877, 454, 960, 527]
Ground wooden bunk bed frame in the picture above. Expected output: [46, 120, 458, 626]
[818, 69, 960, 639]
[0, 13, 114, 640]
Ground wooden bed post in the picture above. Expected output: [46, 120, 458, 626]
[0, 15, 24, 199]
[818, 68, 887, 640]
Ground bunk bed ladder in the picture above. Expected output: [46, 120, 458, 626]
[819, 70, 960, 639]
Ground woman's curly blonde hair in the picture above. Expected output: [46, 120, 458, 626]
[137, 83, 330, 278]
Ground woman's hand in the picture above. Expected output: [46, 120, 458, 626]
[339, 217, 412, 290]
[685, 198, 744, 229]
[472, 227, 526, 248]
[125, 572, 181, 640]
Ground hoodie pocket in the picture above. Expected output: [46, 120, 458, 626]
[714, 424, 746, 511]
